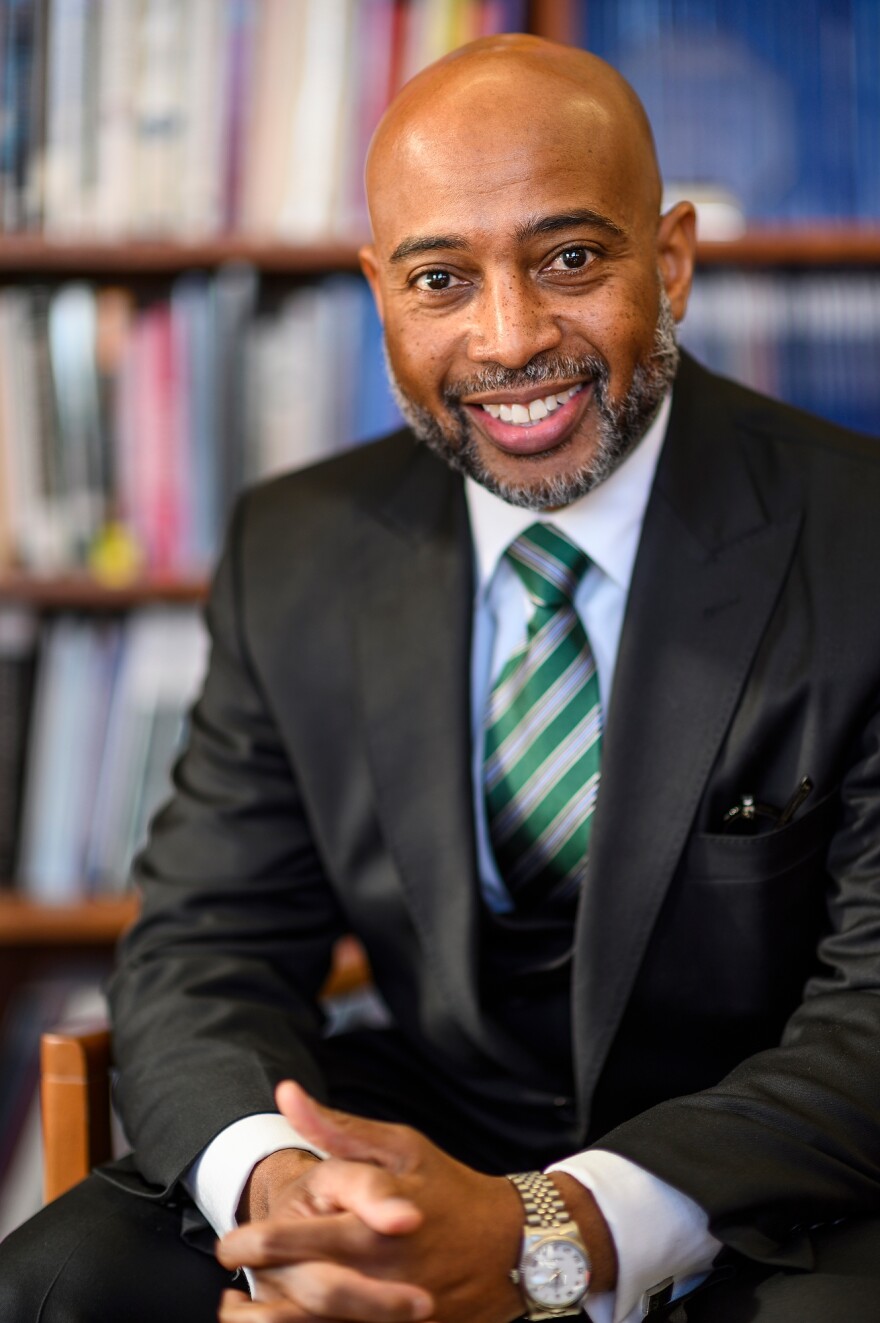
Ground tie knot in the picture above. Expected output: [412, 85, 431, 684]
[506, 523, 591, 608]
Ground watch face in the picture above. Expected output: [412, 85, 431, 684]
[524, 1239, 589, 1309]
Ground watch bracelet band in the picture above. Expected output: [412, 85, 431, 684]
[506, 1170, 572, 1230]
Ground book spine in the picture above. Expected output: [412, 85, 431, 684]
[0, 0, 38, 231]
[0, 608, 37, 884]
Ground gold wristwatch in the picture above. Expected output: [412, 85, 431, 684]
[506, 1171, 592, 1319]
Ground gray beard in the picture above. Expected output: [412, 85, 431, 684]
[384, 287, 679, 510]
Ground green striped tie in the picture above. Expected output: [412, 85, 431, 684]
[484, 523, 602, 907]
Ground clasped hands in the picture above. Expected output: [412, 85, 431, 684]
[215, 1081, 614, 1323]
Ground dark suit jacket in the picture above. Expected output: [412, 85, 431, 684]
[109, 352, 880, 1269]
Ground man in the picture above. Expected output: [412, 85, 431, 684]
[3, 33, 880, 1323]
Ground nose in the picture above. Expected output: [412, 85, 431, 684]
[466, 273, 562, 369]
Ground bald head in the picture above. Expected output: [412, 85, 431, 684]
[366, 35, 662, 241]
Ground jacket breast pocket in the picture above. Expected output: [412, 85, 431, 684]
[683, 787, 839, 882]
[655, 789, 840, 1027]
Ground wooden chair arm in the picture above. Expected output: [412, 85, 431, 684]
[40, 1021, 113, 1203]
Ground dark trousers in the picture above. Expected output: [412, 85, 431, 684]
[2, 1028, 880, 1322]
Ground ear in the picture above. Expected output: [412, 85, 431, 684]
[655, 201, 697, 322]
[359, 244, 385, 323]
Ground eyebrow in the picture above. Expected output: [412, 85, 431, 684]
[388, 209, 626, 264]
[515, 209, 627, 243]
[389, 234, 469, 263]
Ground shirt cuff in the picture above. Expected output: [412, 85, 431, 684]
[183, 1112, 328, 1239]
[547, 1149, 721, 1323]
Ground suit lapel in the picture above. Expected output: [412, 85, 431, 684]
[573, 356, 804, 1121]
[352, 445, 490, 1048]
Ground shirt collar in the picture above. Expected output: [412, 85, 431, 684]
[466, 390, 672, 597]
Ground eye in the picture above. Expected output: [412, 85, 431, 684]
[548, 246, 593, 272]
[413, 269, 465, 292]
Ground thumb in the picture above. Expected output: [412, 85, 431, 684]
[275, 1080, 412, 1172]
[276, 1081, 422, 1235]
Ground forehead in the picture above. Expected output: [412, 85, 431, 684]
[369, 79, 648, 252]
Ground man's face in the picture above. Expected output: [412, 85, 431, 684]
[362, 81, 694, 507]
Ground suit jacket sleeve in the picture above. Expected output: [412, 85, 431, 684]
[107, 494, 348, 1194]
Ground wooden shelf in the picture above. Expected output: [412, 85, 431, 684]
[0, 227, 876, 277]
[0, 233, 365, 277]
[0, 572, 208, 608]
[697, 226, 880, 267]
[0, 894, 370, 995]
[0, 894, 139, 946]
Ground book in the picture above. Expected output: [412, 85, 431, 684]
[170, 272, 216, 569]
[93, 0, 139, 236]
[278, 0, 355, 238]
[22, 0, 49, 229]
[335, 0, 396, 237]
[0, 608, 38, 884]
[210, 262, 259, 532]
[0, 288, 64, 569]
[124, 302, 184, 572]
[178, 0, 225, 235]
[42, 0, 91, 231]
[48, 283, 106, 563]
[218, 0, 259, 232]
[16, 616, 121, 899]
[0, 0, 40, 231]
[86, 606, 208, 892]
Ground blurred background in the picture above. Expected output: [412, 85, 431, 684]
[0, 0, 878, 1238]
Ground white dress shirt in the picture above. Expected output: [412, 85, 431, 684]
[186, 393, 721, 1320]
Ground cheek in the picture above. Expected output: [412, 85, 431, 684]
[575, 283, 660, 385]
[384, 317, 456, 403]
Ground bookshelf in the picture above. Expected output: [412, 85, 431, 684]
[1, 213, 878, 943]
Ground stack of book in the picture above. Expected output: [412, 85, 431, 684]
[0, 0, 526, 238]
[0, 272, 402, 576]
[13, 605, 207, 900]
[682, 271, 880, 438]
[577, 0, 880, 222]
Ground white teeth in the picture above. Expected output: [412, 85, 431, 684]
[481, 383, 583, 427]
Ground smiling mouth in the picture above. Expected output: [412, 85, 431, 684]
[461, 381, 592, 457]
[478, 384, 584, 426]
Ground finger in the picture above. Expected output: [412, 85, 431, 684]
[275, 1083, 415, 1175]
[217, 1288, 274, 1321]
[257, 1260, 434, 1323]
[306, 1160, 422, 1236]
[218, 1211, 377, 1271]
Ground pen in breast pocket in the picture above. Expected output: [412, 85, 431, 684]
[722, 775, 813, 833]
[776, 776, 814, 827]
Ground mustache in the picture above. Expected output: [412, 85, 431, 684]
[443, 352, 609, 404]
